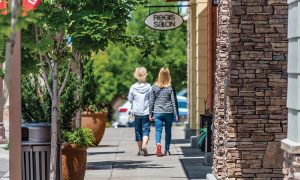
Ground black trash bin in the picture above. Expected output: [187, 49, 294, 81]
[200, 114, 212, 152]
[21, 124, 61, 180]
[22, 141, 61, 180]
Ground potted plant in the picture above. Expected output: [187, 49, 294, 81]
[197, 125, 208, 152]
[81, 104, 108, 146]
[21, 74, 51, 142]
[21, 71, 94, 180]
[60, 128, 94, 180]
[78, 60, 108, 146]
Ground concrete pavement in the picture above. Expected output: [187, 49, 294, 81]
[85, 126, 212, 180]
[0, 146, 8, 179]
[0, 126, 212, 180]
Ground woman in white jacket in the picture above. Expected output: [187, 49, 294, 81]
[128, 67, 151, 156]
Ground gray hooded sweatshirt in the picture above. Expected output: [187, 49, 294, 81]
[128, 82, 151, 116]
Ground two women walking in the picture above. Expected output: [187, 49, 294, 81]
[128, 67, 178, 157]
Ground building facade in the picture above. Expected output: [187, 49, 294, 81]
[187, 0, 290, 179]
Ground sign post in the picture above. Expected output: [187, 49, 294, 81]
[6, 0, 41, 179]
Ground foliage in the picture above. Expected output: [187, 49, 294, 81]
[21, 75, 51, 123]
[93, 0, 187, 103]
[21, 1, 151, 177]
[84, 104, 108, 113]
[197, 125, 208, 149]
[1, 141, 9, 150]
[79, 59, 99, 111]
[59, 71, 79, 131]
[60, 128, 95, 147]
[0, 10, 42, 78]
[21, 70, 78, 129]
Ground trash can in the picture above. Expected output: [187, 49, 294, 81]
[21, 142, 61, 180]
[200, 114, 213, 152]
[21, 124, 61, 180]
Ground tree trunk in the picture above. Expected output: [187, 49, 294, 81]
[49, 61, 59, 180]
[75, 57, 82, 128]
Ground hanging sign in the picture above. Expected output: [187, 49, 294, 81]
[22, 0, 41, 15]
[145, 11, 183, 31]
[0, 0, 7, 15]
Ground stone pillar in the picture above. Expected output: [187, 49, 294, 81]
[188, 0, 198, 132]
[281, 0, 300, 179]
[211, 0, 288, 179]
[212, 0, 230, 178]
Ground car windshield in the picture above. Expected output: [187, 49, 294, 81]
[178, 101, 187, 109]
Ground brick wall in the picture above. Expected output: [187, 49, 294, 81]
[213, 0, 288, 179]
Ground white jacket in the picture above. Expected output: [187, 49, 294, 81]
[127, 82, 151, 116]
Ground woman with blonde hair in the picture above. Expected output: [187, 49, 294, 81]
[128, 67, 151, 156]
[149, 68, 178, 157]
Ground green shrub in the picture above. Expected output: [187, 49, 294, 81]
[21, 75, 51, 123]
[197, 125, 208, 149]
[60, 128, 95, 147]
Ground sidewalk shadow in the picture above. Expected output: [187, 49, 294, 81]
[172, 137, 212, 179]
[172, 139, 190, 144]
[87, 160, 174, 170]
[91, 145, 119, 148]
[87, 151, 125, 156]
[180, 146, 205, 157]
[180, 157, 212, 179]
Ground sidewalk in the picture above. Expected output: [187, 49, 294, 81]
[0, 146, 9, 179]
[86, 126, 212, 180]
[0, 126, 212, 180]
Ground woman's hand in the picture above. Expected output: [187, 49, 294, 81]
[176, 116, 179, 121]
[149, 115, 154, 121]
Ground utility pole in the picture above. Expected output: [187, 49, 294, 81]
[7, 0, 22, 179]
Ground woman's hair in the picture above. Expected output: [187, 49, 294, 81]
[155, 67, 172, 88]
[134, 67, 148, 83]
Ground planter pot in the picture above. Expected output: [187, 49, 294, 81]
[81, 112, 107, 146]
[21, 123, 51, 142]
[62, 144, 87, 180]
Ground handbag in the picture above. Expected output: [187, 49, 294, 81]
[128, 112, 135, 123]
[128, 103, 135, 123]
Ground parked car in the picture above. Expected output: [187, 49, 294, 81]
[114, 95, 188, 127]
[176, 96, 188, 122]
[114, 101, 133, 127]
[177, 88, 187, 97]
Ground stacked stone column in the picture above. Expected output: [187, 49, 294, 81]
[213, 0, 288, 179]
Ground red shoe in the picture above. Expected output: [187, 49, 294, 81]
[156, 144, 162, 157]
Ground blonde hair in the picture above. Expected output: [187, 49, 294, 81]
[155, 68, 172, 88]
[134, 67, 148, 83]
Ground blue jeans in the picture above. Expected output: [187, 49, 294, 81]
[135, 115, 150, 142]
[154, 113, 173, 151]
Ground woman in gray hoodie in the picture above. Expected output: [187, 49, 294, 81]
[128, 67, 151, 156]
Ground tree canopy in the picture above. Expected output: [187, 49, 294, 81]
[93, 0, 187, 104]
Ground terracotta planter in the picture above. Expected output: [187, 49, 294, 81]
[81, 112, 107, 146]
[62, 144, 87, 180]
